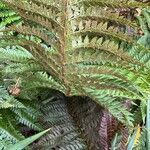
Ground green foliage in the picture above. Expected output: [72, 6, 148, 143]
[0, 0, 146, 125]
[0, 0, 150, 149]
[6, 128, 50, 150]
[127, 126, 141, 150]
[110, 98, 150, 150]
[28, 89, 115, 149]
[0, 87, 43, 150]
[146, 100, 150, 149]
[0, 1, 21, 28]
[31, 91, 89, 149]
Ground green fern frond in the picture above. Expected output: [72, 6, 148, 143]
[21, 72, 65, 93]
[0, 10, 15, 18]
[0, 47, 33, 62]
[3, 63, 43, 75]
[3, 25, 60, 50]
[6, 128, 51, 150]
[0, 3, 21, 28]
[0, 86, 43, 147]
[13, 109, 42, 131]
[0, 111, 24, 141]
[3, 0, 64, 29]
[83, 88, 134, 126]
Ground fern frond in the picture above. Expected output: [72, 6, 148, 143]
[0, 46, 33, 62]
[31, 0, 62, 11]
[3, 63, 43, 76]
[98, 110, 119, 150]
[73, 7, 138, 28]
[83, 89, 134, 125]
[66, 96, 103, 149]
[0, 86, 43, 146]
[73, 21, 135, 43]
[0, 15, 21, 28]
[0, 2, 21, 28]
[0, 37, 61, 78]
[119, 127, 129, 149]
[0, 2, 149, 146]
[13, 109, 42, 131]
[31, 91, 88, 149]
[3, 0, 64, 29]
[16, 10, 63, 40]
[0, 110, 24, 141]
[142, 9, 150, 29]
[6, 128, 51, 150]
[0, 10, 15, 18]
[75, 0, 150, 8]
[4, 25, 60, 49]
[21, 72, 65, 93]
[71, 36, 137, 64]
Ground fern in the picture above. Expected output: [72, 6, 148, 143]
[0, 86, 43, 149]
[0, 0, 150, 149]
[31, 90, 88, 149]
[1, 0, 145, 124]
[0, 2, 21, 28]
[98, 110, 119, 149]
[6, 128, 50, 150]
